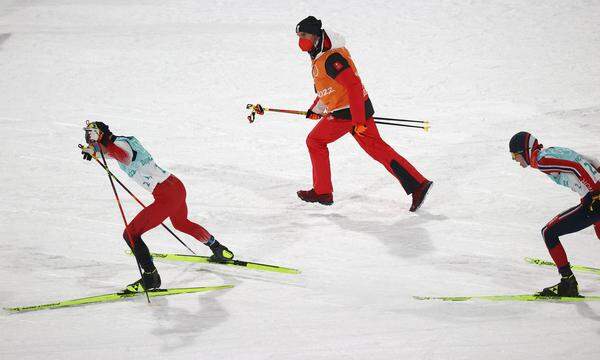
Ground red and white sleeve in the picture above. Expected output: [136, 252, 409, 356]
[105, 141, 133, 165]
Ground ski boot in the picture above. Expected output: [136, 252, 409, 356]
[538, 274, 580, 297]
[410, 180, 433, 212]
[125, 269, 161, 293]
[208, 238, 234, 263]
[297, 189, 333, 205]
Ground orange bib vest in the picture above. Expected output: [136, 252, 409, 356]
[311, 47, 368, 113]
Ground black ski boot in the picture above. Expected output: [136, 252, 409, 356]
[410, 180, 433, 212]
[208, 240, 234, 263]
[538, 275, 580, 297]
[125, 269, 161, 293]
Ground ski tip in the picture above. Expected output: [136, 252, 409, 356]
[249, 264, 301, 274]
[213, 284, 235, 290]
[238, 264, 301, 275]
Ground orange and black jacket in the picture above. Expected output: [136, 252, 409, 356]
[309, 30, 374, 124]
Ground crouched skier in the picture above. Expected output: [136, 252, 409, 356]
[80, 121, 234, 292]
[510, 131, 600, 297]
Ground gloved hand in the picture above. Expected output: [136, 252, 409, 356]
[94, 122, 114, 146]
[254, 104, 265, 115]
[306, 109, 321, 120]
[589, 191, 600, 214]
[351, 124, 367, 137]
[80, 144, 97, 161]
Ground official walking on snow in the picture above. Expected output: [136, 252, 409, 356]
[80, 121, 234, 292]
[294, 16, 433, 211]
[510, 131, 600, 297]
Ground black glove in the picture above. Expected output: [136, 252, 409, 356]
[95, 122, 114, 146]
[589, 192, 600, 214]
[306, 109, 321, 120]
[80, 144, 96, 161]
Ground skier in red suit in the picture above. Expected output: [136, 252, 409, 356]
[295, 16, 433, 211]
[81, 121, 234, 291]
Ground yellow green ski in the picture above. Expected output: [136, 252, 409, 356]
[128, 251, 300, 274]
[5, 285, 234, 313]
[524, 257, 600, 275]
[414, 294, 600, 302]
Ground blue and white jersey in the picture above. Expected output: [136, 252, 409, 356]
[534, 146, 600, 197]
[113, 136, 170, 193]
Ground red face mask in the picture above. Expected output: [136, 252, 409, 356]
[298, 37, 314, 52]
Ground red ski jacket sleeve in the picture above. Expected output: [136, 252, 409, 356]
[104, 141, 132, 165]
[335, 68, 366, 125]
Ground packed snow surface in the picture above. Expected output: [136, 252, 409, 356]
[1, 1, 600, 359]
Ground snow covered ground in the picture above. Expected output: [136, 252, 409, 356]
[1, 0, 600, 359]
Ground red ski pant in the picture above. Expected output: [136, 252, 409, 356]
[306, 117, 427, 195]
[124, 175, 211, 271]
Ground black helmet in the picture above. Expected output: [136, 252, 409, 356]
[509, 131, 541, 165]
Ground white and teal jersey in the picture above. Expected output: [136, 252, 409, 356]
[113, 136, 170, 193]
[535, 146, 600, 197]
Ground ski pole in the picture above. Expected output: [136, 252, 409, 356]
[246, 104, 305, 122]
[370, 116, 427, 124]
[79, 145, 196, 255]
[246, 103, 430, 131]
[373, 121, 430, 130]
[96, 145, 150, 303]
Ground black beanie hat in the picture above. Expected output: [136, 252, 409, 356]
[509, 131, 540, 165]
[296, 16, 322, 35]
